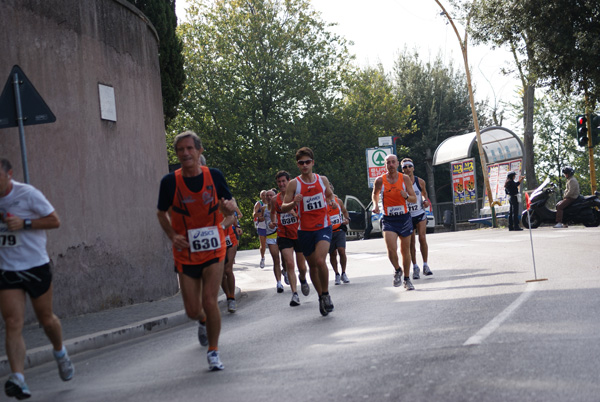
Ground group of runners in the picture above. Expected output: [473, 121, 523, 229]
[0, 132, 433, 398]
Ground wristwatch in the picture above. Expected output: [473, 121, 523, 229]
[24, 219, 32, 230]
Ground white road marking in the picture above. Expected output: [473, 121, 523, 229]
[463, 281, 538, 346]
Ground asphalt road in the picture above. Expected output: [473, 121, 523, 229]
[19, 226, 600, 402]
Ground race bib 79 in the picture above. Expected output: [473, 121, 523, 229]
[0, 223, 20, 248]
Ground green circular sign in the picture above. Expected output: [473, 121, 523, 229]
[372, 150, 387, 166]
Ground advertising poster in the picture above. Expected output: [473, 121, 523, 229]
[462, 159, 477, 203]
[451, 161, 465, 205]
[483, 158, 523, 211]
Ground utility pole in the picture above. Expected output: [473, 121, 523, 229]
[433, 0, 498, 227]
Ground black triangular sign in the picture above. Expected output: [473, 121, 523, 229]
[0, 65, 56, 130]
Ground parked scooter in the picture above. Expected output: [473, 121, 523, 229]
[521, 178, 600, 228]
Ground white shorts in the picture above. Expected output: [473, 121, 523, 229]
[266, 232, 277, 245]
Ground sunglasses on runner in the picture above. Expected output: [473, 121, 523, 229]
[297, 159, 313, 166]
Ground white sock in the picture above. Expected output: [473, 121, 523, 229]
[413, 264, 419, 269]
[423, 262, 429, 267]
[12, 372, 25, 382]
[53, 345, 66, 359]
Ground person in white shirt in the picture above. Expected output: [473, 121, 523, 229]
[0, 159, 74, 400]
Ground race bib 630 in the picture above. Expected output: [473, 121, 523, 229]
[187, 226, 221, 252]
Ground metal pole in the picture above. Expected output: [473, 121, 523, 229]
[13, 72, 30, 183]
[527, 210, 537, 280]
[434, 0, 497, 227]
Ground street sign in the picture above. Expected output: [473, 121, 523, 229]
[0, 65, 56, 183]
[366, 146, 393, 188]
[0, 65, 56, 129]
[378, 136, 393, 146]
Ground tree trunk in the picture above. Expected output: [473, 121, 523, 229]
[425, 148, 436, 205]
[523, 84, 537, 189]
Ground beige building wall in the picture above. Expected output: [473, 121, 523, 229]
[0, 0, 178, 322]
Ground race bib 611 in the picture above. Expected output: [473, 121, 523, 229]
[187, 226, 221, 252]
[303, 193, 325, 211]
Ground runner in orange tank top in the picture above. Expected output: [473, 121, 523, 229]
[372, 154, 417, 291]
[281, 147, 336, 317]
[272, 170, 310, 306]
[157, 131, 237, 371]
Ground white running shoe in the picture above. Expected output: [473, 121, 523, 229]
[334, 273, 341, 285]
[54, 349, 74, 381]
[5, 374, 31, 399]
[300, 281, 310, 296]
[197, 322, 208, 346]
[227, 299, 237, 313]
[393, 270, 403, 287]
[207, 350, 224, 371]
[423, 265, 433, 276]
[341, 272, 350, 283]
[290, 292, 300, 307]
[282, 269, 290, 285]
[413, 265, 420, 280]
[553, 223, 565, 228]
[259, 257, 265, 268]
[276, 282, 284, 293]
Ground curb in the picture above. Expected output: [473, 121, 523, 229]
[0, 288, 240, 377]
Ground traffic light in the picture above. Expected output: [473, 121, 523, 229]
[591, 114, 600, 148]
[576, 115, 588, 147]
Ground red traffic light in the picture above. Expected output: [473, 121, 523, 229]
[578, 116, 586, 125]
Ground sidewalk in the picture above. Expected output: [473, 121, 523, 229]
[0, 287, 241, 376]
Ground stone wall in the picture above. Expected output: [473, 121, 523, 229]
[0, 0, 178, 323]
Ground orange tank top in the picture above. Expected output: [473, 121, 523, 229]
[327, 196, 343, 231]
[381, 173, 408, 217]
[275, 192, 299, 239]
[295, 174, 331, 231]
[225, 224, 238, 248]
[171, 167, 226, 266]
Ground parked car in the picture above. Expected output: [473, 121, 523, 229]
[344, 196, 435, 238]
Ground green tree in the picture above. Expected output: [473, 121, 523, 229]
[468, 0, 540, 189]
[532, 94, 600, 195]
[521, 0, 600, 105]
[169, 0, 353, 248]
[130, 0, 185, 127]
[392, 50, 484, 203]
[304, 65, 415, 204]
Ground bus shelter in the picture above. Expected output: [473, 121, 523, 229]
[432, 126, 525, 227]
